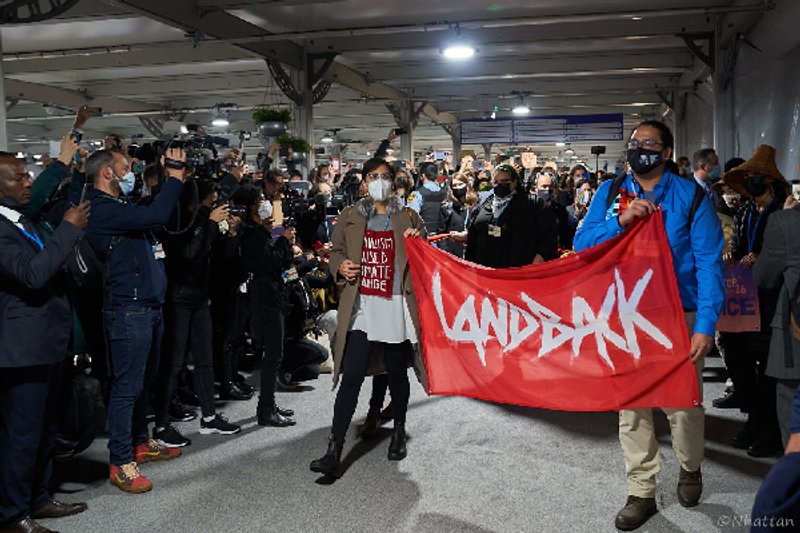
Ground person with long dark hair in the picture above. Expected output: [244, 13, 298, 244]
[465, 163, 557, 267]
[309, 158, 427, 478]
[233, 185, 297, 427]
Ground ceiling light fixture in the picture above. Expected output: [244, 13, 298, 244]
[440, 25, 478, 60]
[555, 142, 566, 147]
[320, 131, 334, 143]
[212, 115, 230, 128]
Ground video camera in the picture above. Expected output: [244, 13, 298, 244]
[154, 134, 230, 181]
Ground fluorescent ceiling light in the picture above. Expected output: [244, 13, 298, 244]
[555, 142, 566, 147]
[212, 116, 230, 127]
[320, 134, 334, 143]
[441, 42, 477, 60]
[512, 102, 530, 115]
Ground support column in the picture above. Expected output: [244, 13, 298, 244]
[713, 18, 736, 161]
[0, 30, 8, 151]
[482, 143, 493, 163]
[441, 123, 461, 168]
[387, 100, 425, 164]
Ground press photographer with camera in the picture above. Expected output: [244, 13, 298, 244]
[152, 180, 242, 449]
[233, 185, 298, 427]
[85, 147, 188, 493]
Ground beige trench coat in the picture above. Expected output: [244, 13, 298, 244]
[327, 196, 429, 391]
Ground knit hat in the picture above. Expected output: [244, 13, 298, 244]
[722, 144, 789, 196]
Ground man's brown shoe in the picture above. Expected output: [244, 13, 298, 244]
[30, 499, 87, 519]
[0, 517, 59, 533]
[614, 496, 657, 531]
[677, 467, 702, 507]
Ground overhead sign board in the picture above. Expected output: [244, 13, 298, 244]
[460, 113, 624, 145]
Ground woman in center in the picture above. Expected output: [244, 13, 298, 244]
[310, 157, 427, 478]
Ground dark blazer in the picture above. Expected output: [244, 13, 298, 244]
[753, 207, 800, 380]
[0, 214, 83, 368]
[465, 192, 558, 268]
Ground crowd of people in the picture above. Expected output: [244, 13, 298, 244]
[1, 105, 799, 532]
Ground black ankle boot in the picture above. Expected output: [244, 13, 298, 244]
[388, 422, 407, 461]
[310, 434, 343, 477]
[358, 406, 381, 438]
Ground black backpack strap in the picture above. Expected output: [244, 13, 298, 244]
[687, 184, 706, 227]
[605, 175, 627, 210]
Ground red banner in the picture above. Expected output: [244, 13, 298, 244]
[404, 214, 700, 412]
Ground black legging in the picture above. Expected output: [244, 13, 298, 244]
[332, 330, 410, 442]
[156, 300, 216, 425]
[256, 307, 285, 414]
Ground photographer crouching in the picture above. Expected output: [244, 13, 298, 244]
[231, 185, 297, 427]
[85, 147, 188, 493]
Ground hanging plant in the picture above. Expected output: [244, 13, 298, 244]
[252, 107, 292, 125]
[277, 134, 312, 155]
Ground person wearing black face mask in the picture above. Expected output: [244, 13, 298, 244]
[464, 164, 557, 268]
[575, 120, 725, 531]
[438, 172, 478, 258]
[716, 145, 791, 459]
[533, 170, 575, 251]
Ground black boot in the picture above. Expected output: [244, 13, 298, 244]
[219, 382, 252, 401]
[358, 406, 381, 438]
[388, 422, 407, 461]
[310, 434, 343, 477]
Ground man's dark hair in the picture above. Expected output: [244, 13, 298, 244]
[692, 148, 717, 169]
[363, 157, 395, 180]
[418, 162, 438, 182]
[86, 150, 116, 182]
[494, 163, 521, 185]
[195, 179, 219, 204]
[263, 169, 283, 185]
[230, 184, 261, 219]
[632, 120, 674, 150]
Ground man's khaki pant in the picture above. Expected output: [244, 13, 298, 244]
[618, 312, 705, 498]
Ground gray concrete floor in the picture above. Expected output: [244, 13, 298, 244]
[44, 355, 775, 533]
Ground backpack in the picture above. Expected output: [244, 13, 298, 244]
[66, 236, 123, 290]
[56, 364, 107, 458]
[605, 175, 706, 227]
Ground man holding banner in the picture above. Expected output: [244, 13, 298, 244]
[575, 120, 724, 530]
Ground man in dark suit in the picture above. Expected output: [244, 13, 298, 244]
[0, 153, 90, 533]
[754, 195, 800, 446]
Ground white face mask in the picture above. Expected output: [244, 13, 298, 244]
[368, 178, 392, 201]
[722, 193, 740, 208]
[257, 200, 273, 219]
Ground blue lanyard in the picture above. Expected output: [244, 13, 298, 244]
[746, 208, 766, 254]
[629, 172, 671, 206]
[18, 225, 44, 250]
[368, 211, 391, 231]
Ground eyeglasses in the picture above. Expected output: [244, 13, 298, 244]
[365, 172, 392, 182]
[626, 139, 664, 150]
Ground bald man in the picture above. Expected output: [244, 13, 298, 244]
[0, 153, 90, 532]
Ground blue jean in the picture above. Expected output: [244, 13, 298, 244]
[104, 304, 163, 465]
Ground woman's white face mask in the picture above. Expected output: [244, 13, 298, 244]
[368, 178, 392, 201]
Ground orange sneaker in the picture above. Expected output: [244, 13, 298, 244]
[109, 462, 152, 493]
[134, 438, 181, 464]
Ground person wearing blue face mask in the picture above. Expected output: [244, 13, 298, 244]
[692, 148, 722, 208]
